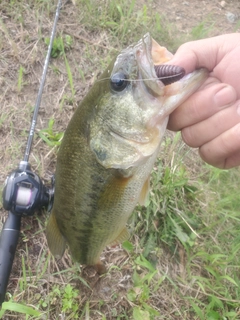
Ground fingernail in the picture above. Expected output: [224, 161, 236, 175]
[214, 85, 236, 107]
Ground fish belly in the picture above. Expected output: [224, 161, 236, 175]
[52, 137, 159, 266]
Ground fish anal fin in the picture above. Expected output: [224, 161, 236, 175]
[46, 211, 66, 259]
[109, 226, 129, 247]
[139, 176, 150, 206]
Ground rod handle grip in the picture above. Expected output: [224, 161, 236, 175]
[0, 212, 21, 305]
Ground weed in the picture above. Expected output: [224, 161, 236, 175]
[61, 284, 79, 316]
[39, 283, 80, 318]
[63, 51, 75, 97]
[38, 118, 63, 147]
[45, 34, 73, 58]
[0, 301, 41, 318]
[47, 35, 77, 97]
[127, 255, 161, 319]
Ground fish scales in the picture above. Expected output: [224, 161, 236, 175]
[51, 85, 154, 264]
[46, 33, 208, 272]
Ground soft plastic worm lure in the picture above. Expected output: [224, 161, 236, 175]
[154, 65, 185, 85]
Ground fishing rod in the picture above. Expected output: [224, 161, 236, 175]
[0, 0, 62, 305]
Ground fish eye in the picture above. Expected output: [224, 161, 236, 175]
[110, 72, 129, 92]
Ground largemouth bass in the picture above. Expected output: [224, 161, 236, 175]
[46, 33, 207, 273]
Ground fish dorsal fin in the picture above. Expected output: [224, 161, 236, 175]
[139, 176, 150, 206]
[46, 211, 66, 259]
[109, 227, 130, 246]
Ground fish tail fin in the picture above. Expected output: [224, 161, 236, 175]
[46, 210, 66, 259]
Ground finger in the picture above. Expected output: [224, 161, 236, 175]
[224, 150, 240, 169]
[182, 100, 240, 148]
[169, 34, 240, 74]
[168, 82, 237, 131]
[169, 39, 218, 74]
[199, 123, 240, 169]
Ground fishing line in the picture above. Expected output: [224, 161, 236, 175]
[97, 65, 186, 86]
[0, 0, 62, 306]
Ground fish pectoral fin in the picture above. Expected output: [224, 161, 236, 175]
[139, 176, 150, 206]
[109, 226, 130, 246]
[46, 211, 66, 259]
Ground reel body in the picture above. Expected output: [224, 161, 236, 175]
[3, 161, 54, 216]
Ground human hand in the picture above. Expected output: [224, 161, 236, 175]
[167, 33, 240, 169]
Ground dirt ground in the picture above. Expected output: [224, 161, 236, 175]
[0, 0, 240, 319]
[158, 0, 240, 35]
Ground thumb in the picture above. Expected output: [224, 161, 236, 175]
[169, 36, 225, 74]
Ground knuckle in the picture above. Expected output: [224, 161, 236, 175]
[199, 145, 225, 169]
[182, 126, 198, 147]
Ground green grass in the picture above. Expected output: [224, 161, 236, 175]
[0, 0, 240, 319]
[75, 0, 183, 51]
[126, 133, 240, 319]
[38, 118, 64, 147]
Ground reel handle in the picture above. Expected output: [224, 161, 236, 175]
[0, 212, 21, 305]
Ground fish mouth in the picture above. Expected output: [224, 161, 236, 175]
[135, 33, 186, 95]
[135, 33, 208, 114]
[107, 34, 207, 146]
